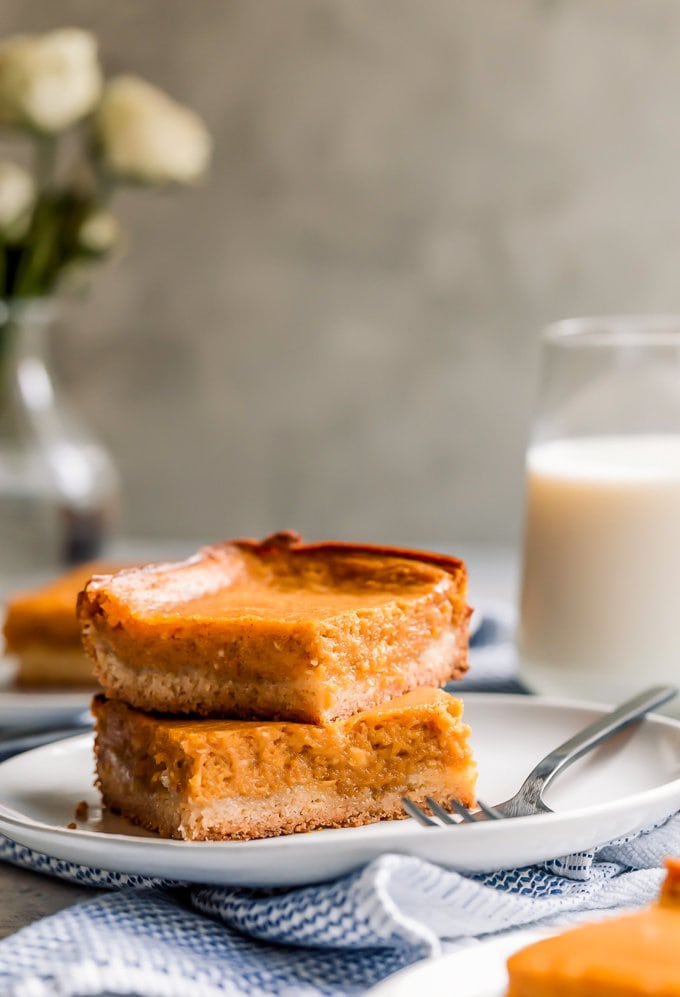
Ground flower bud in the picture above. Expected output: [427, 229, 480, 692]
[77, 209, 120, 255]
[0, 161, 35, 239]
[0, 29, 102, 133]
[95, 75, 211, 186]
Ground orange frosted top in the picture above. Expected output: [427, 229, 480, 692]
[80, 531, 467, 627]
[506, 857, 680, 996]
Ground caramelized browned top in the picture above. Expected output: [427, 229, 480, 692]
[4, 562, 125, 649]
[80, 532, 467, 629]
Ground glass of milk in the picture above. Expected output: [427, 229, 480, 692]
[517, 316, 680, 712]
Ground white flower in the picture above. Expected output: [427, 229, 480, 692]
[0, 29, 102, 133]
[95, 75, 211, 185]
[78, 209, 120, 255]
[0, 161, 35, 239]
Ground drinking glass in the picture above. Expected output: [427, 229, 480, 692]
[517, 316, 680, 714]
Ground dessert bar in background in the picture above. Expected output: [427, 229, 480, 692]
[3, 562, 124, 688]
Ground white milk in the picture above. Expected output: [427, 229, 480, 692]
[518, 435, 680, 711]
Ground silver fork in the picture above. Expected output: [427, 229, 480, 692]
[403, 684, 677, 826]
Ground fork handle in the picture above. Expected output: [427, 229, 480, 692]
[525, 684, 677, 796]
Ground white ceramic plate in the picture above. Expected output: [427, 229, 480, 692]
[0, 657, 91, 728]
[0, 693, 678, 887]
[369, 928, 554, 997]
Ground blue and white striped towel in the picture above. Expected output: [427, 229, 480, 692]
[0, 609, 677, 996]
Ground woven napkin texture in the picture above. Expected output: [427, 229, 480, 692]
[0, 611, 678, 997]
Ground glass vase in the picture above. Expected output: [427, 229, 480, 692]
[0, 299, 120, 588]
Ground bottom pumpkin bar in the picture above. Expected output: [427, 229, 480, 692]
[92, 688, 477, 841]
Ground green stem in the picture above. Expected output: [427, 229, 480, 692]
[0, 312, 16, 400]
[12, 198, 57, 298]
[10, 136, 61, 298]
[93, 155, 115, 208]
[34, 134, 57, 189]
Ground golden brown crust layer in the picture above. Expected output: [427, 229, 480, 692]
[80, 533, 470, 723]
[103, 784, 441, 841]
[93, 688, 477, 841]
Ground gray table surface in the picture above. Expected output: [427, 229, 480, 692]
[0, 542, 518, 942]
[0, 865, 94, 940]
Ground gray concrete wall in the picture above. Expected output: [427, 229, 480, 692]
[4, 0, 680, 547]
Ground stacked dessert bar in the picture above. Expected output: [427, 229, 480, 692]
[79, 531, 477, 841]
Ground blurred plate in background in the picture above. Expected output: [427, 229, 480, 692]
[0, 657, 92, 728]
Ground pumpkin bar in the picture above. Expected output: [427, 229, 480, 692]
[506, 857, 680, 997]
[79, 531, 470, 723]
[3, 562, 124, 687]
[92, 687, 477, 841]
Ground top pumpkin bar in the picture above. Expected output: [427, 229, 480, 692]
[78, 531, 470, 724]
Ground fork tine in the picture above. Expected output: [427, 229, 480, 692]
[449, 797, 483, 822]
[402, 796, 438, 826]
[425, 797, 457, 825]
[476, 798, 503, 820]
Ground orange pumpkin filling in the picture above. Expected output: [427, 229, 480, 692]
[79, 532, 470, 722]
[93, 687, 477, 841]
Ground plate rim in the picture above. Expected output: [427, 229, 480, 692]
[367, 926, 557, 996]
